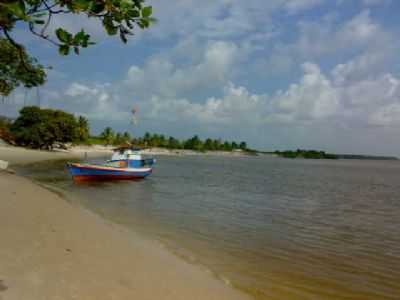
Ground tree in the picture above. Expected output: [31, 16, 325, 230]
[143, 132, 151, 146]
[11, 106, 78, 149]
[212, 139, 222, 151]
[184, 135, 202, 151]
[76, 115, 89, 142]
[0, 116, 14, 144]
[167, 136, 181, 149]
[113, 132, 124, 145]
[222, 141, 232, 151]
[0, 0, 154, 95]
[0, 38, 46, 96]
[100, 127, 114, 145]
[204, 138, 214, 150]
[122, 131, 131, 142]
[239, 141, 247, 150]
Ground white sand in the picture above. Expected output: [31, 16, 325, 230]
[0, 147, 251, 300]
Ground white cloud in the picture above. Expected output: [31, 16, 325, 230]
[59, 59, 400, 130]
[293, 9, 386, 58]
[339, 9, 380, 44]
[12, 0, 399, 154]
[124, 40, 242, 100]
[369, 103, 400, 126]
[271, 63, 340, 121]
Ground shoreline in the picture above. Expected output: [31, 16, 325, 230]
[0, 144, 255, 168]
[0, 146, 252, 300]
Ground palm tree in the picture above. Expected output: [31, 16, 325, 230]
[77, 116, 89, 142]
[100, 127, 115, 145]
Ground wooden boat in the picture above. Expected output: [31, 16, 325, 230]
[67, 147, 155, 182]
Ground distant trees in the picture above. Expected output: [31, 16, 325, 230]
[275, 149, 338, 159]
[11, 106, 78, 149]
[5, 106, 250, 152]
[76, 116, 90, 142]
[100, 127, 115, 145]
[131, 132, 249, 152]
[113, 131, 131, 145]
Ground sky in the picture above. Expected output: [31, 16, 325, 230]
[2, 0, 400, 155]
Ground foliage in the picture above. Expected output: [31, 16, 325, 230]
[0, 116, 14, 144]
[82, 136, 108, 145]
[100, 126, 115, 145]
[275, 149, 338, 159]
[0, 38, 46, 96]
[0, 0, 154, 52]
[113, 131, 131, 145]
[0, 0, 154, 94]
[11, 106, 78, 149]
[76, 115, 90, 142]
[132, 132, 249, 152]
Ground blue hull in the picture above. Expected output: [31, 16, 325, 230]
[67, 163, 152, 181]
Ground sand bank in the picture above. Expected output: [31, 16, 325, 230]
[0, 145, 111, 166]
[0, 149, 251, 300]
[0, 144, 251, 168]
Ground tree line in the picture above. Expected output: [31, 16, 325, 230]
[97, 128, 248, 152]
[275, 149, 338, 159]
[0, 107, 249, 152]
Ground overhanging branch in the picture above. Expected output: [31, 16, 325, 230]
[2, 29, 35, 73]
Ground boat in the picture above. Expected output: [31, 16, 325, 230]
[67, 147, 155, 182]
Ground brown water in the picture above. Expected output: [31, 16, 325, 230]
[19, 156, 400, 300]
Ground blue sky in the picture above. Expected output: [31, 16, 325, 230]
[2, 0, 400, 155]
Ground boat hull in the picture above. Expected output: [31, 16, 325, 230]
[67, 163, 152, 182]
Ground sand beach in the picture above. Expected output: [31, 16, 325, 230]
[0, 146, 251, 300]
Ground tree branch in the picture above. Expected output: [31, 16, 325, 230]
[40, 7, 52, 36]
[2, 28, 35, 73]
[29, 22, 60, 46]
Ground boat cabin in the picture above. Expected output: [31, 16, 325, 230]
[108, 147, 154, 168]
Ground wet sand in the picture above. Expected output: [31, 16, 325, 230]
[0, 147, 251, 300]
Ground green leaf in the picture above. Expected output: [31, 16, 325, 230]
[58, 45, 70, 56]
[139, 18, 149, 28]
[73, 0, 90, 11]
[127, 9, 140, 18]
[141, 6, 152, 18]
[103, 17, 118, 35]
[33, 19, 45, 25]
[73, 30, 86, 44]
[89, 2, 105, 14]
[32, 12, 47, 18]
[76, 30, 86, 40]
[73, 46, 79, 55]
[55, 28, 72, 43]
[120, 0, 133, 11]
[6, 0, 26, 19]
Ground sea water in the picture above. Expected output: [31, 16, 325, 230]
[18, 155, 400, 300]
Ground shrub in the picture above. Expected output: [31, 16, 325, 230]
[11, 106, 78, 149]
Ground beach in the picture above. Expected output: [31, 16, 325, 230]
[2, 145, 400, 300]
[0, 146, 251, 300]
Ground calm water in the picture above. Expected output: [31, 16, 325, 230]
[18, 155, 400, 300]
